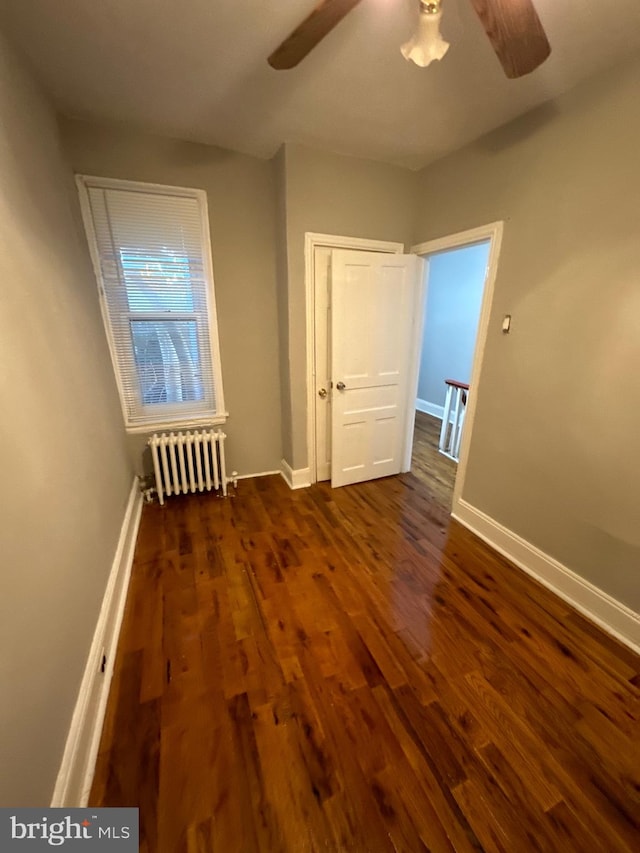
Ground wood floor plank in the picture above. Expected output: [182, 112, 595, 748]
[90, 415, 640, 851]
[372, 683, 482, 852]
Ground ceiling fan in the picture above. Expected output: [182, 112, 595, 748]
[268, 0, 551, 79]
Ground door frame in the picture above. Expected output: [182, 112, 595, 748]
[304, 232, 404, 484]
[409, 221, 504, 510]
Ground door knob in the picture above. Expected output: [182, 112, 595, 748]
[336, 381, 346, 391]
[318, 388, 327, 399]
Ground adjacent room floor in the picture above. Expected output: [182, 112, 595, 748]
[411, 410, 457, 514]
[91, 471, 639, 851]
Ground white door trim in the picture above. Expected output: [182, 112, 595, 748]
[410, 221, 504, 511]
[305, 233, 404, 484]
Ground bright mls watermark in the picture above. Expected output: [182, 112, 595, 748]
[0, 809, 138, 850]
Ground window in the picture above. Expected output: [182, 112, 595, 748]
[77, 177, 225, 432]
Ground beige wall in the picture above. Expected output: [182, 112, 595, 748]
[0, 34, 132, 804]
[59, 118, 282, 477]
[414, 55, 640, 610]
[274, 146, 293, 464]
[2, 32, 636, 812]
[281, 143, 416, 469]
[59, 127, 419, 476]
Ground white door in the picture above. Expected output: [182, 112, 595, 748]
[331, 249, 422, 488]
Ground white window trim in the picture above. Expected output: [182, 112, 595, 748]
[76, 175, 227, 432]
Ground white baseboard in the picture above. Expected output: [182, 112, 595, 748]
[235, 470, 281, 481]
[280, 459, 312, 490]
[51, 477, 143, 807]
[416, 398, 457, 423]
[416, 398, 443, 419]
[452, 498, 640, 654]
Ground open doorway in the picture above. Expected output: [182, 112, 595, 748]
[409, 223, 503, 514]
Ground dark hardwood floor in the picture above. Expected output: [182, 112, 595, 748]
[91, 464, 640, 851]
[411, 411, 456, 514]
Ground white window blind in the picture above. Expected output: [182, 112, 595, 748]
[78, 177, 225, 431]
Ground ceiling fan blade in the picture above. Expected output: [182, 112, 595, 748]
[268, 0, 365, 70]
[468, 0, 551, 78]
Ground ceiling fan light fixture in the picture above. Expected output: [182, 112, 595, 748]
[401, 1, 449, 68]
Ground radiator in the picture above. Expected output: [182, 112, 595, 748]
[149, 430, 228, 505]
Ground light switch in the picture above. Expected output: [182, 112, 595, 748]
[502, 314, 511, 333]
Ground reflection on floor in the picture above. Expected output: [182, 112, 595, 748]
[91, 469, 640, 851]
[410, 410, 456, 515]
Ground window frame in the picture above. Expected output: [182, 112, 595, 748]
[76, 175, 227, 433]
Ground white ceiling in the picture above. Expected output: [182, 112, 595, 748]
[1, 0, 639, 169]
